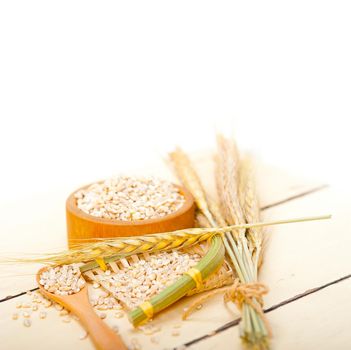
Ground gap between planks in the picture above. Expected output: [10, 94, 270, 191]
[179, 273, 351, 349]
[0, 183, 329, 305]
[261, 184, 329, 210]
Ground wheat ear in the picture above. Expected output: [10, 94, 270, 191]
[216, 134, 270, 349]
[1, 215, 329, 267]
[239, 156, 263, 275]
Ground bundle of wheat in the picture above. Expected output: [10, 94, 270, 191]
[215, 134, 269, 348]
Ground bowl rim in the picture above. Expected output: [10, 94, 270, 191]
[66, 180, 195, 227]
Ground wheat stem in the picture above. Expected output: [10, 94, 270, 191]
[216, 135, 269, 348]
[1, 215, 330, 267]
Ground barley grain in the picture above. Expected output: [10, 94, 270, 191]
[23, 319, 31, 327]
[39, 311, 47, 319]
[112, 325, 119, 333]
[99, 312, 107, 319]
[130, 338, 142, 350]
[150, 336, 159, 344]
[99, 251, 201, 309]
[39, 264, 85, 296]
[59, 310, 69, 316]
[75, 176, 185, 221]
[62, 316, 71, 323]
[79, 331, 88, 340]
[55, 304, 64, 311]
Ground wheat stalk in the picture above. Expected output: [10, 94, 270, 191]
[239, 156, 263, 275]
[170, 146, 268, 345]
[216, 134, 269, 349]
[3, 228, 215, 266]
[216, 135, 246, 229]
[195, 211, 212, 228]
[169, 148, 216, 221]
[169, 147, 247, 281]
[1, 216, 329, 267]
[216, 135, 257, 281]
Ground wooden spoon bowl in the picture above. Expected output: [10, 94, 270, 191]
[66, 182, 195, 247]
[36, 267, 128, 350]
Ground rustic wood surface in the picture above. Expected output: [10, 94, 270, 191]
[1, 153, 346, 350]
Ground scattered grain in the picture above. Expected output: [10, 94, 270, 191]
[43, 301, 52, 308]
[99, 312, 107, 319]
[39, 311, 47, 319]
[59, 310, 69, 316]
[55, 304, 64, 311]
[112, 325, 119, 333]
[62, 316, 71, 323]
[150, 336, 159, 344]
[79, 331, 88, 340]
[23, 319, 31, 327]
[130, 338, 142, 350]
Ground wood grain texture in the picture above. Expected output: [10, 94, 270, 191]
[66, 183, 195, 246]
[187, 278, 351, 350]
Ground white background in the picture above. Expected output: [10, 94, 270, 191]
[0, 1, 350, 202]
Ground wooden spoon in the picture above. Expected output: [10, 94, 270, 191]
[36, 267, 128, 350]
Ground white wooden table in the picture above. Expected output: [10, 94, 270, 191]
[0, 154, 349, 350]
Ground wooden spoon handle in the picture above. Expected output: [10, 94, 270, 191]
[74, 306, 127, 350]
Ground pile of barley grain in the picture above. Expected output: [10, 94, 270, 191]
[39, 264, 85, 296]
[95, 251, 201, 309]
[75, 176, 185, 221]
[13, 289, 122, 336]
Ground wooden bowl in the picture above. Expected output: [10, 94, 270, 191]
[66, 182, 195, 247]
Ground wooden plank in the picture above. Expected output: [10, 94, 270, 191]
[187, 278, 351, 350]
[177, 186, 349, 348]
[0, 287, 240, 350]
[260, 187, 349, 309]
